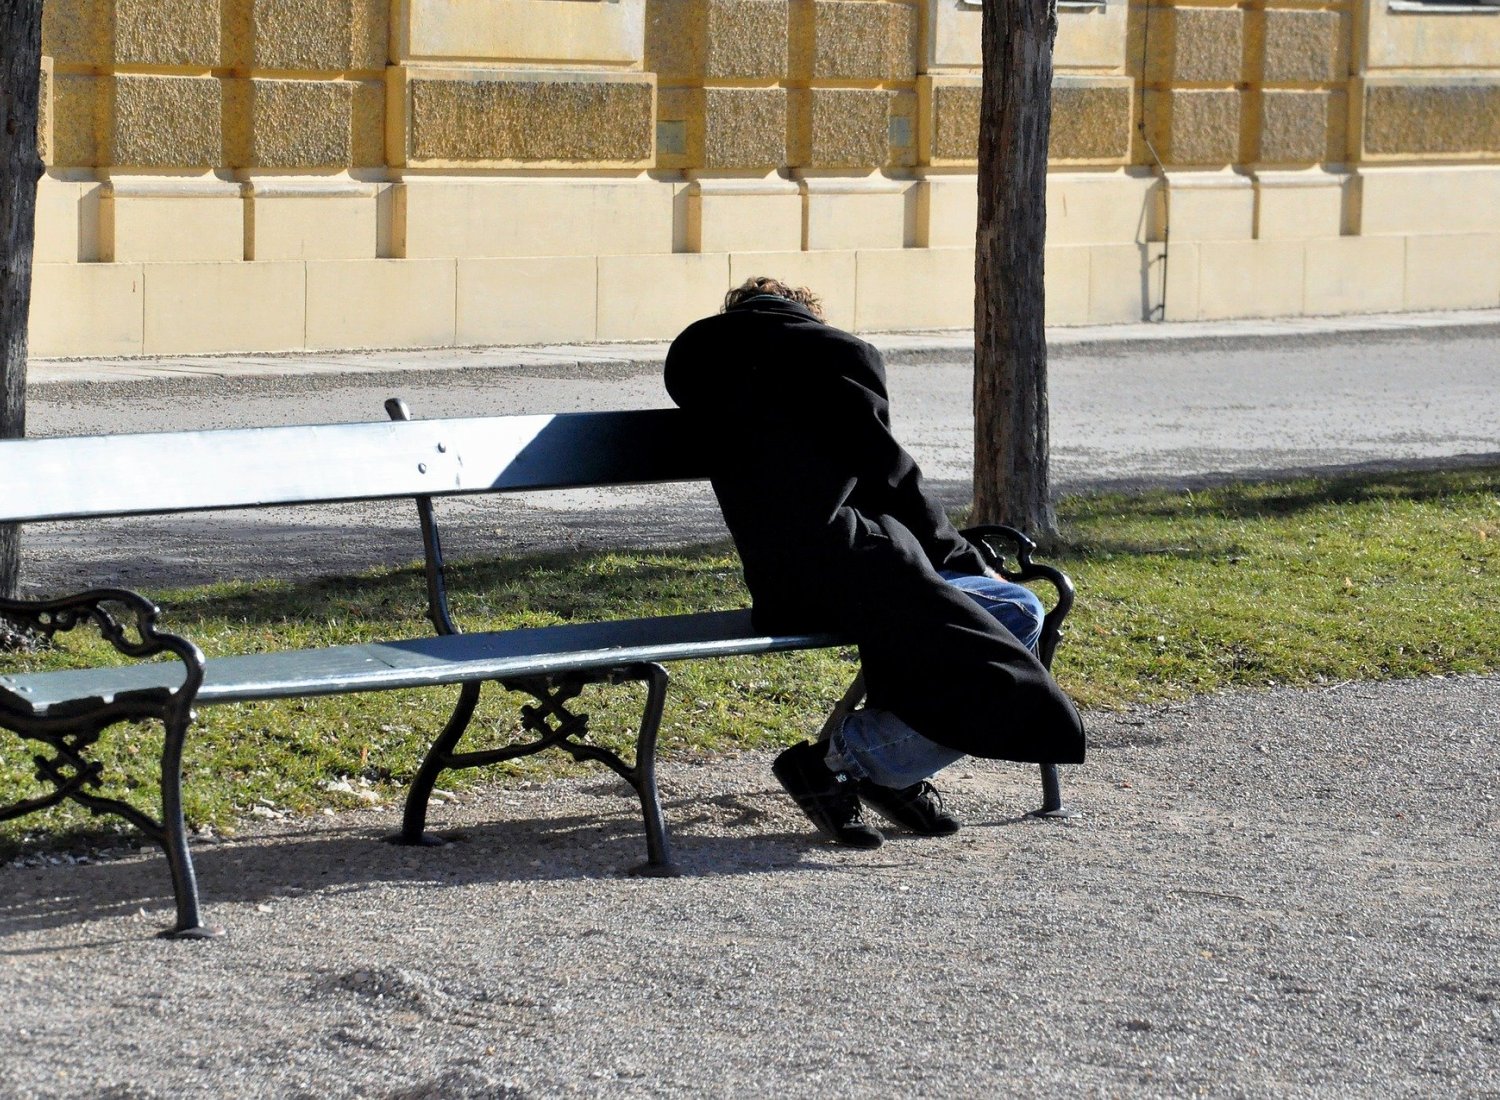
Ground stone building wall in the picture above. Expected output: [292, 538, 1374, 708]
[25, 0, 1500, 357]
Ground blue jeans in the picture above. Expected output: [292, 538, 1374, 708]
[823, 571, 1045, 789]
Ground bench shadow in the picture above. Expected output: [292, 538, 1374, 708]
[1024, 459, 1497, 564]
[0, 785, 932, 938]
[19, 492, 732, 599]
[932, 452, 1500, 520]
[1062, 454, 1500, 513]
[140, 540, 748, 634]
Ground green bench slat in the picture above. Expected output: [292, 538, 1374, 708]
[0, 610, 846, 718]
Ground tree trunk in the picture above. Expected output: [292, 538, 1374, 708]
[973, 0, 1058, 543]
[1, 0, 45, 602]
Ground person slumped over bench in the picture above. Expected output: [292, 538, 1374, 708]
[665, 277, 1087, 847]
[0, 284, 1083, 937]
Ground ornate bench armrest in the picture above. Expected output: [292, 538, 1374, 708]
[2, 588, 215, 938]
[959, 525, 1075, 671]
[1, 588, 206, 704]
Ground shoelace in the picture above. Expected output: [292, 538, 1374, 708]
[911, 780, 945, 813]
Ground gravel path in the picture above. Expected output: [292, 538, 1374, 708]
[3, 676, 1497, 1097]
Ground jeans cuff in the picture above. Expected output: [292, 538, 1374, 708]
[823, 728, 870, 782]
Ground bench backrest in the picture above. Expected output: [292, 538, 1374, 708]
[0, 408, 705, 523]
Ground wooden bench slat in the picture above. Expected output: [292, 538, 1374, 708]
[0, 409, 701, 523]
[0, 610, 846, 717]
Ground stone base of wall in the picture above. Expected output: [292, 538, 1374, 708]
[27, 167, 1500, 358]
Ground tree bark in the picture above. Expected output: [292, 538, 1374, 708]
[973, 0, 1058, 543]
[1, 0, 45, 602]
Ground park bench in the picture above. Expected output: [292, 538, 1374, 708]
[0, 400, 1075, 938]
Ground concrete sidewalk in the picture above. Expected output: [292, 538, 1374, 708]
[29, 307, 1500, 385]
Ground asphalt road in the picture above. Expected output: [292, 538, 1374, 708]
[18, 319, 1500, 592]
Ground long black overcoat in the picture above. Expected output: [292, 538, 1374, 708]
[664, 296, 1085, 765]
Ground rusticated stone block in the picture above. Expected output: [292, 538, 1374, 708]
[53, 74, 106, 167]
[929, 81, 980, 163]
[1147, 8, 1244, 86]
[115, 0, 221, 67]
[112, 75, 224, 168]
[405, 73, 654, 165]
[42, 0, 109, 67]
[1365, 82, 1500, 156]
[1258, 90, 1342, 164]
[813, 1, 915, 82]
[229, 0, 388, 72]
[645, 0, 705, 80]
[1147, 89, 1240, 166]
[1258, 10, 1346, 85]
[351, 80, 385, 166]
[926, 79, 1130, 166]
[226, 79, 383, 169]
[890, 1, 919, 79]
[704, 87, 787, 168]
[648, 0, 787, 81]
[707, 0, 789, 79]
[1050, 83, 1131, 161]
[802, 88, 891, 167]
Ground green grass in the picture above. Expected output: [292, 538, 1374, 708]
[3, 466, 1497, 851]
[1057, 468, 1498, 704]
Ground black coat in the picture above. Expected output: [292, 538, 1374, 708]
[664, 296, 1085, 765]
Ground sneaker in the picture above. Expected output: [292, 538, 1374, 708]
[857, 779, 960, 836]
[772, 741, 884, 849]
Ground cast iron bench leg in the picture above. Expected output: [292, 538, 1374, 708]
[394, 680, 482, 846]
[1034, 763, 1070, 818]
[158, 706, 220, 939]
[0, 705, 219, 939]
[391, 666, 681, 877]
[0, 590, 218, 937]
[624, 662, 679, 878]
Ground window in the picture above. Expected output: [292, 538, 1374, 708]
[957, 0, 1110, 13]
[1388, 0, 1499, 12]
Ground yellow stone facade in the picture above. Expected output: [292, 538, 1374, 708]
[27, 0, 1500, 356]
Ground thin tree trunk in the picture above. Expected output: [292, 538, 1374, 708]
[1, 0, 45, 603]
[973, 0, 1058, 542]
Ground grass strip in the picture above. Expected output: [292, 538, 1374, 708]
[3, 465, 1496, 850]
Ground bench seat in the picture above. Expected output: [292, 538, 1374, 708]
[0, 610, 842, 717]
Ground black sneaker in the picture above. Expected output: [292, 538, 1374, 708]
[772, 741, 884, 849]
[857, 779, 960, 836]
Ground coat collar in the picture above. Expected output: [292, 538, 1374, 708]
[725, 295, 822, 323]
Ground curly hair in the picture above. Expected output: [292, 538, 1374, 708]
[721, 276, 826, 321]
